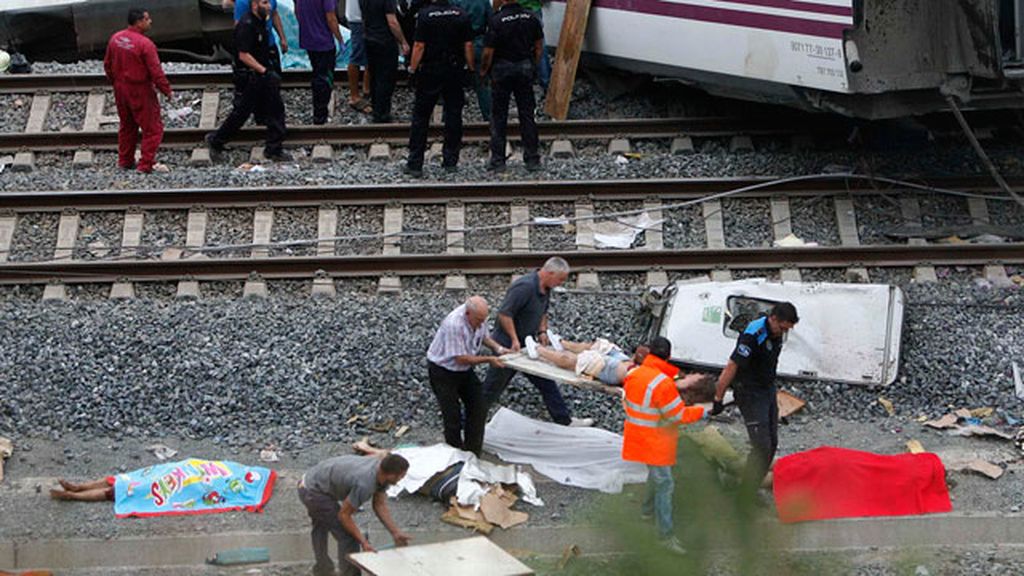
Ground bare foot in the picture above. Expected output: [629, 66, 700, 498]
[50, 489, 73, 500]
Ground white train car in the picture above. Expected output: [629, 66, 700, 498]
[544, 0, 1023, 118]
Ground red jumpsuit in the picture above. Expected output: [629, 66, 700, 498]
[103, 28, 171, 172]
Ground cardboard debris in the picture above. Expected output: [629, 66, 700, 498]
[369, 419, 395, 433]
[970, 407, 994, 419]
[394, 425, 410, 438]
[924, 413, 959, 429]
[954, 408, 972, 419]
[878, 397, 895, 417]
[0, 436, 12, 484]
[480, 491, 529, 529]
[777, 390, 806, 418]
[441, 501, 494, 535]
[145, 443, 178, 461]
[906, 439, 925, 454]
[946, 459, 1004, 480]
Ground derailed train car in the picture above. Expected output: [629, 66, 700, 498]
[0, 0, 235, 63]
[543, 0, 1024, 118]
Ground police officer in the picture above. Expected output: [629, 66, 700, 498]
[404, 0, 474, 177]
[712, 302, 800, 498]
[479, 0, 542, 172]
[207, 0, 291, 162]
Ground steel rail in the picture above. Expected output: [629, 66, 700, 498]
[0, 115, 839, 152]
[0, 70, 399, 93]
[2, 176, 1015, 211]
[2, 244, 1020, 284]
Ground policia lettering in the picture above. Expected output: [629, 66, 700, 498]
[405, 0, 475, 176]
[712, 302, 799, 495]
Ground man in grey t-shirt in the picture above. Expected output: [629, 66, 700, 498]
[298, 454, 411, 576]
[482, 256, 590, 427]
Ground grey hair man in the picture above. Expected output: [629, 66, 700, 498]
[482, 257, 592, 426]
[426, 295, 507, 455]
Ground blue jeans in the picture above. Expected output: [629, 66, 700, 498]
[483, 364, 571, 425]
[642, 465, 674, 539]
[530, 8, 551, 90]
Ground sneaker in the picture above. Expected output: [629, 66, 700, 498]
[568, 417, 594, 428]
[403, 165, 424, 178]
[524, 335, 539, 359]
[265, 149, 293, 162]
[204, 133, 225, 162]
[659, 536, 687, 556]
[546, 329, 563, 351]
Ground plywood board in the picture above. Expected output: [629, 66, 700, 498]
[499, 353, 619, 395]
[349, 536, 533, 576]
[776, 389, 806, 418]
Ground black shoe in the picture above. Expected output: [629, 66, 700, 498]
[264, 149, 293, 162]
[403, 165, 424, 178]
[525, 161, 542, 172]
[313, 117, 328, 125]
[204, 133, 225, 162]
[442, 164, 458, 173]
[487, 162, 506, 174]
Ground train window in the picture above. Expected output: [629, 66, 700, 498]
[722, 296, 778, 339]
[1001, 0, 1024, 64]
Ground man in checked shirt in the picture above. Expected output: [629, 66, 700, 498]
[426, 295, 507, 455]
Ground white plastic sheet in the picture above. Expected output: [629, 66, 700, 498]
[483, 408, 648, 493]
[591, 212, 661, 249]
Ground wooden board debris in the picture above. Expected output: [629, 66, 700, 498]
[777, 389, 806, 418]
[906, 439, 925, 454]
[543, 0, 593, 119]
[924, 413, 959, 429]
[878, 397, 895, 416]
[946, 459, 1004, 480]
[350, 536, 533, 576]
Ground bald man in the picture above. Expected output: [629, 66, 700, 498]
[426, 296, 507, 455]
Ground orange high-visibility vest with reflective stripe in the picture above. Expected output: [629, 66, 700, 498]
[621, 355, 705, 466]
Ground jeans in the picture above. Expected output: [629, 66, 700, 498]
[736, 383, 779, 495]
[366, 39, 398, 122]
[642, 464, 675, 539]
[307, 48, 337, 124]
[483, 364, 570, 425]
[407, 68, 465, 170]
[297, 486, 362, 576]
[489, 59, 540, 167]
[212, 71, 287, 156]
[530, 8, 551, 89]
[428, 361, 486, 455]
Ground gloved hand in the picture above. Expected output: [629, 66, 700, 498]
[710, 400, 725, 416]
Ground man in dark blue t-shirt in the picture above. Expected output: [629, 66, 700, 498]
[712, 301, 799, 496]
[482, 257, 591, 427]
[360, 0, 410, 122]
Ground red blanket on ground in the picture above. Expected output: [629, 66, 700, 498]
[773, 446, 952, 523]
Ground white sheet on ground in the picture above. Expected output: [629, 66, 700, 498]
[483, 407, 648, 493]
[387, 443, 543, 508]
[591, 212, 661, 249]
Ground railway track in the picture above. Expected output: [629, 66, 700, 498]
[0, 70, 385, 93]
[0, 176, 1021, 292]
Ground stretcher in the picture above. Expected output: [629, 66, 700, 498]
[498, 352, 621, 396]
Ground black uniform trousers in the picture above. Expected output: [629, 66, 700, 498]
[428, 361, 486, 455]
[308, 48, 337, 124]
[735, 382, 779, 494]
[297, 486, 361, 576]
[232, 46, 282, 125]
[407, 68, 465, 171]
[366, 39, 398, 123]
[489, 58, 539, 168]
[212, 72, 287, 155]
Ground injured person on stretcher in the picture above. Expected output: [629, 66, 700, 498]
[523, 331, 716, 402]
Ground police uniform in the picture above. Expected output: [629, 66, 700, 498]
[208, 11, 288, 160]
[483, 0, 542, 170]
[728, 315, 784, 485]
[406, 0, 473, 174]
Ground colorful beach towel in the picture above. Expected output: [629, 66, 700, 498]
[773, 446, 952, 523]
[113, 458, 276, 518]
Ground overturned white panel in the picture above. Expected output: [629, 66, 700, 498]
[484, 408, 648, 493]
[656, 279, 904, 386]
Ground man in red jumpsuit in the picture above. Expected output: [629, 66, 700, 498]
[104, 8, 173, 173]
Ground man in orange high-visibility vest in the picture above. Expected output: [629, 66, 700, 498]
[622, 336, 706, 555]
